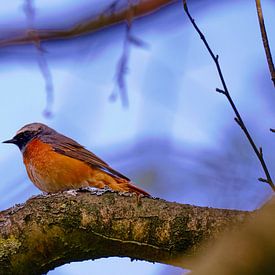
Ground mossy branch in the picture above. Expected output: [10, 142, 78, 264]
[0, 190, 249, 274]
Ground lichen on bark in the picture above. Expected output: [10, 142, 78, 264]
[0, 190, 250, 274]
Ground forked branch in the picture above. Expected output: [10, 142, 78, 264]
[183, 0, 275, 192]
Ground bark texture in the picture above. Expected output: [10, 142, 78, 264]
[0, 190, 249, 274]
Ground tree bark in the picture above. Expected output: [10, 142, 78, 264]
[0, 190, 249, 274]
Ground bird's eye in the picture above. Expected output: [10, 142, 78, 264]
[18, 131, 33, 140]
[23, 131, 31, 137]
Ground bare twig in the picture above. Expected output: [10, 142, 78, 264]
[23, 0, 54, 117]
[183, 0, 275, 192]
[255, 0, 275, 87]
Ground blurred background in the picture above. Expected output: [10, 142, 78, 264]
[0, 0, 275, 274]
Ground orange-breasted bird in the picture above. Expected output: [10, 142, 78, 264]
[3, 123, 149, 196]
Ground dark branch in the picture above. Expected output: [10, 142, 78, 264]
[255, 0, 275, 87]
[0, 190, 249, 274]
[259, 147, 263, 158]
[183, 0, 275, 192]
[258, 177, 271, 184]
[216, 88, 226, 95]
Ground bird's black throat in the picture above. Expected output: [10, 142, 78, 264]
[4, 131, 37, 151]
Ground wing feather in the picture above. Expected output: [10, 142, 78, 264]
[40, 133, 130, 181]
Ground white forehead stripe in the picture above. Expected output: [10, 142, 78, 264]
[15, 124, 43, 135]
[16, 128, 26, 135]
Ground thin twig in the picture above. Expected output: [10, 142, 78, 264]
[255, 0, 275, 87]
[183, 0, 275, 192]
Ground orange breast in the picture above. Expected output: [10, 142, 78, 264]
[23, 139, 100, 192]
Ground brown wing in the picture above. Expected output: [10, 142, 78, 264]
[40, 133, 130, 181]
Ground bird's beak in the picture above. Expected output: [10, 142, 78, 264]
[2, 138, 17, 144]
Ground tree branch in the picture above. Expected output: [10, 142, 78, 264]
[183, 0, 275, 192]
[0, 190, 249, 274]
[0, 0, 175, 48]
[192, 196, 275, 274]
[255, 0, 275, 87]
[23, 0, 54, 117]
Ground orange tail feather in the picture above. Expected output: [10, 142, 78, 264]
[115, 178, 150, 196]
[126, 181, 150, 196]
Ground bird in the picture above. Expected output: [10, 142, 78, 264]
[3, 123, 150, 196]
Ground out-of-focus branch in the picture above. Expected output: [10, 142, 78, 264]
[110, 0, 133, 107]
[255, 0, 275, 87]
[183, 0, 275, 192]
[110, 0, 149, 106]
[192, 196, 275, 274]
[0, 0, 175, 48]
[23, 0, 54, 117]
[0, 190, 249, 274]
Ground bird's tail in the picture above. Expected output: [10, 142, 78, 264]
[116, 178, 150, 197]
[126, 181, 150, 196]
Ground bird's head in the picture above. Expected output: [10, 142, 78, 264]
[3, 123, 52, 151]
